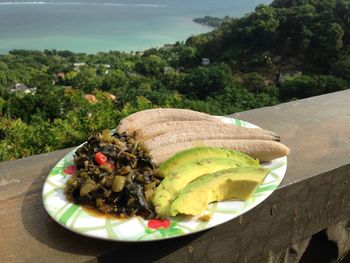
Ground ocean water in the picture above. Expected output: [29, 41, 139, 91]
[0, 0, 271, 54]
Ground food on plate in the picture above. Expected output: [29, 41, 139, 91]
[150, 139, 290, 165]
[134, 120, 280, 141]
[116, 108, 222, 135]
[152, 147, 259, 217]
[143, 127, 280, 151]
[169, 166, 270, 216]
[64, 108, 289, 220]
[65, 130, 161, 219]
[157, 146, 258, 178]
[117, 108, 290, 165]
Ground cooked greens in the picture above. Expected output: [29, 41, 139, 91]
[65, 130, 161, 219]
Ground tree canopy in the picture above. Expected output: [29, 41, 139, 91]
[1, 0, 350, 161]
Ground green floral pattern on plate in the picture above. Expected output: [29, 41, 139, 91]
[42, 117, 287, 241]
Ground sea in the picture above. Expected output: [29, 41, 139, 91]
[0, 0, 271, 54]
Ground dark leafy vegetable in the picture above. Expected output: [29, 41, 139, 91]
[65, 129, 161, 219]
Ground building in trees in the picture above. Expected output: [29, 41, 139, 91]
[8, 83, 34, 94]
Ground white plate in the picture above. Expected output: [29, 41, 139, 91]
[42, 116, 287, 241]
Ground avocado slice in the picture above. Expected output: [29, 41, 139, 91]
[170, 166, 270, 217]
[152, 147, 259, 218]
[157, 147, 259, 177]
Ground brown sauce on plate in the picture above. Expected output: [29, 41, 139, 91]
[81, 206, 128, 220]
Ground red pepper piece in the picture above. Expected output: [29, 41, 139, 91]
[95, 152, 108, 165]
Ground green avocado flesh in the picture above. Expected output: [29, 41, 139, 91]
[170, 166, 270, 216]
[157, 147, 259, 178]
[152, 147, 259, 218]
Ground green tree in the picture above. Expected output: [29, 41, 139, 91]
[73, 67, 102, 92]
[6, 93, 39, 122]
[279, 74, 347, 100]
[29, 72, 53, 91]
[177, 45, 198, 66]
[309, 23, 344, 67]
[102, 69, 128, 91]
[137, 55, 166, 75]
[231, 5, 279, 48]
[180, 63, 232, 99]
[0, 61, 9, 97]
[279, 75, 316, 100]
[242, 72, 266, 93]
[331, 55, 350, 81]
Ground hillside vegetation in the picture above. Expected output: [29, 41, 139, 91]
[0, 0, 349, 161]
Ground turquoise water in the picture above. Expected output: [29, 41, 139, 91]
[0, 0, 272, 54]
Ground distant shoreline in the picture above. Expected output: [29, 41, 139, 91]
[0, 0, 272, 54]
[0, 19, 212, 55]
[193, 15, 230, 28]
